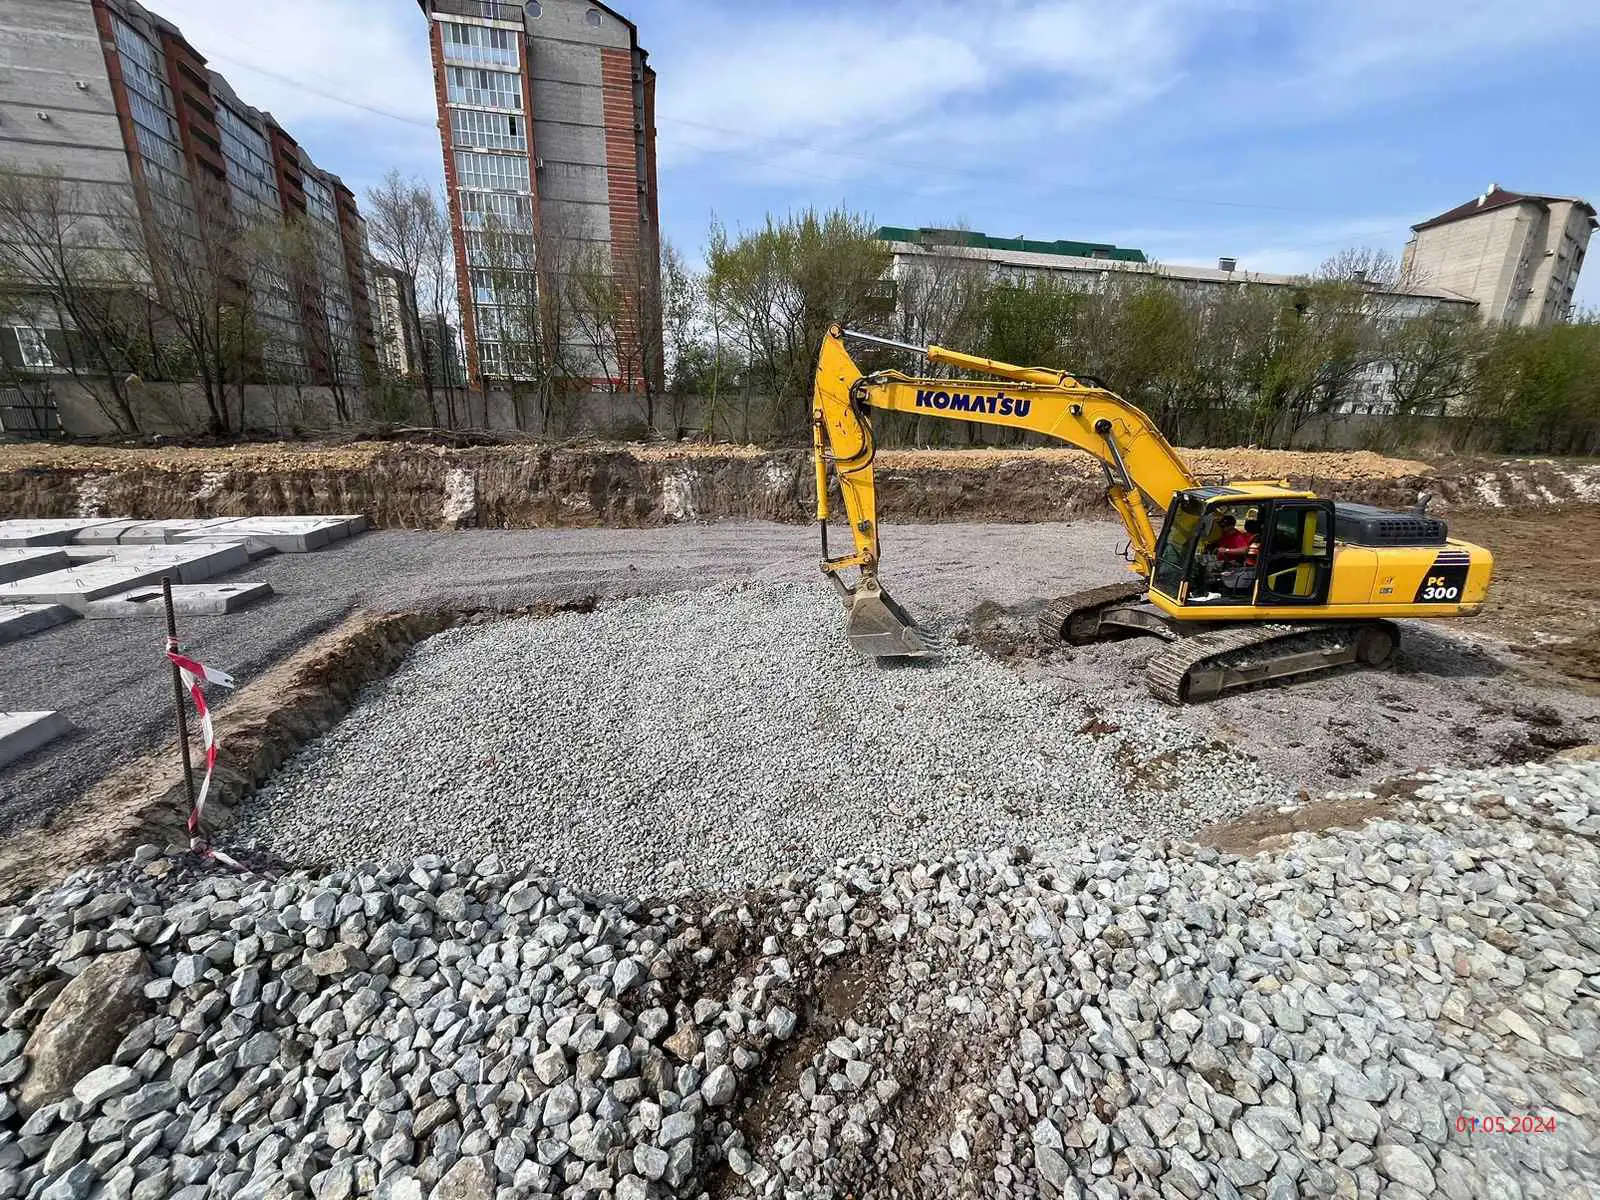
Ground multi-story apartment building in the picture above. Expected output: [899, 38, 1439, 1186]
[371, 264, 420, 378]
[0, 0, 377, 385]
[1402, 185, 1596, 326]
[876, 227, 1479, 415]
[417, 0, 661, 388]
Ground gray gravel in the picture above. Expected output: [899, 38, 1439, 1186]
[0, 756, 1596, 1199]
[5, 519, 1596, 841]
[239, 583, 1280, 892]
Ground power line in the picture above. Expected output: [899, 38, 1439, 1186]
[204, 51, 436, 129]
[206, 43, 1362, 224]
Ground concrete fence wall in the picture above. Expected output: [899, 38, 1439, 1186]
[16, 375, 1488, 454]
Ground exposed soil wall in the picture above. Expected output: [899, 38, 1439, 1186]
[1, 442, 1596, 529]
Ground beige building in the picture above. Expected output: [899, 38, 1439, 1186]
[1403, 185, 1595, 326]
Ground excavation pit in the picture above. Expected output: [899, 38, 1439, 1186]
[236, 583, 1281, 893]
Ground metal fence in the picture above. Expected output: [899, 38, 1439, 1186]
[0, 385, 62, 438]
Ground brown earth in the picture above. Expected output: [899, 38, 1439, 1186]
[0, 440, 1429, 477]
[1445, 505, 1600, 693]
[0, 441, 1551, 532]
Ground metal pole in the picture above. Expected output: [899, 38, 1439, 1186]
[163, 576, 197, 815]
[839, 328, 928, 356]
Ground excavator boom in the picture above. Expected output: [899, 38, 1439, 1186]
[813, 325, 1198, 656]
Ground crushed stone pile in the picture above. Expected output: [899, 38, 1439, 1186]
[240, 584, 1281, 891]
[0, 757, 1596, 1199]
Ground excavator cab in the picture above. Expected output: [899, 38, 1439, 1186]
[1150, 491, 1333, 610]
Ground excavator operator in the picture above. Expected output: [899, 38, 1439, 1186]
[1213, 515, 1250, 561]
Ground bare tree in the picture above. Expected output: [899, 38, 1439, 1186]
[471, 211, 590, 434]
[366, 171, 456, 426]
[892, 229, 990, 351]
[110, 174, 280, 436]
[265, 216, 365, 425]
[566, 242, 623, 395]
[0, 166, 151, 432]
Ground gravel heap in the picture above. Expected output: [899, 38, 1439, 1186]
[240, 584, 1281, 891]
[2, 756, 1597, 1200]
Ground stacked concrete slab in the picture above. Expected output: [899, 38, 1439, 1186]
[0, 711, 72, 767]
[0, 515, 367, 635]
[0, 515, 367, 553]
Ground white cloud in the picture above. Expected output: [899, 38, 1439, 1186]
[654, 0, 1195, 172]
[656, 0, 1600, 192]
[1131, 214, 1422, 278]
[151, 0, 436, 129]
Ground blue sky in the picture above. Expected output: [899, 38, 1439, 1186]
[157, 0, 1600, 306]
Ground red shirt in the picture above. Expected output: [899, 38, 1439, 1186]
[1218, 529, 1253, 554]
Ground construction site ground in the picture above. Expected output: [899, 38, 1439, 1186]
[1, 508, 1596, 866]
[4, 443, 1600, 1200]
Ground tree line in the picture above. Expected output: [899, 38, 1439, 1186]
[0, 166, 1595, 455]
[676, 211, 1600, 454]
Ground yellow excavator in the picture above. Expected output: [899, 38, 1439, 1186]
[811, 325, 1494, 702]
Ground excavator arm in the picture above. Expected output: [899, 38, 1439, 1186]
[812, 324, 1198, 654]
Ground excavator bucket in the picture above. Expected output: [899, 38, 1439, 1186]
[844, 581, 937, 658]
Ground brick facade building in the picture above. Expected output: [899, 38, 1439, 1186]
[417, 0, 661, 388]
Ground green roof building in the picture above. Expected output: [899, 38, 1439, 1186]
[875, 226, 1148, 264]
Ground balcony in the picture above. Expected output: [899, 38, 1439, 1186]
[431, 0, 523, 23]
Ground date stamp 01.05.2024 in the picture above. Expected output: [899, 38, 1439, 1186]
[1455, 1115, 1559, 1134]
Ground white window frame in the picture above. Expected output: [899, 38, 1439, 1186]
[14, 327, 54, 370]
[445, 66, 523, 111]
[440, 21, 518, 69]
[450, 107, 527, 153]
[455, 150, 530, 193]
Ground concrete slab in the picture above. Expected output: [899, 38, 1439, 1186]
[0, 603, 77, 644]
[71, 518, 242, 546]
[0, 520, 121, 548]
[82, 581, 273, 619]
[0, 548, 70, 583]
[67, 519, 158, 545]
[62, 542, 251, 584]
[0, 560, 171, 607]
[170, 516, 347, 553]
[327, 515, 368, 541]
[0, 711, 71, 768]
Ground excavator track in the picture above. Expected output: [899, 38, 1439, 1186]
[1038, 580, 1149, 645]
[1145, 620, 1399, 704]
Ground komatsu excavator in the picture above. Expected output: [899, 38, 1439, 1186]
[811, 325, 1494, 703]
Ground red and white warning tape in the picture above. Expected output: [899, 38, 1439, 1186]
[165, 637, 244, 870]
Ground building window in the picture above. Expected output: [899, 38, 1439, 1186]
[304, 175, 338, 226]
[13, 327, 54, 370]
[455, 150, 530, 193]
[459, 190, 534, 229]
[445, 66, 522, 110]
[465, 228, 536, 269]
[218, 103, 281, 216]
[439, 21, 518, 69]
[450, 108, 526, 152]
[586, 8, 601, 26]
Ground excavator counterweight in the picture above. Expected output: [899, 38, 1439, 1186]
[810, 325, 1495, 701]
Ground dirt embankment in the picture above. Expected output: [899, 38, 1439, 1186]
[0, 441, 1596, 529]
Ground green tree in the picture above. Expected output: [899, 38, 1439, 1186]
[1464, 316, 1600, 454]
[706, 208, 891, 439]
